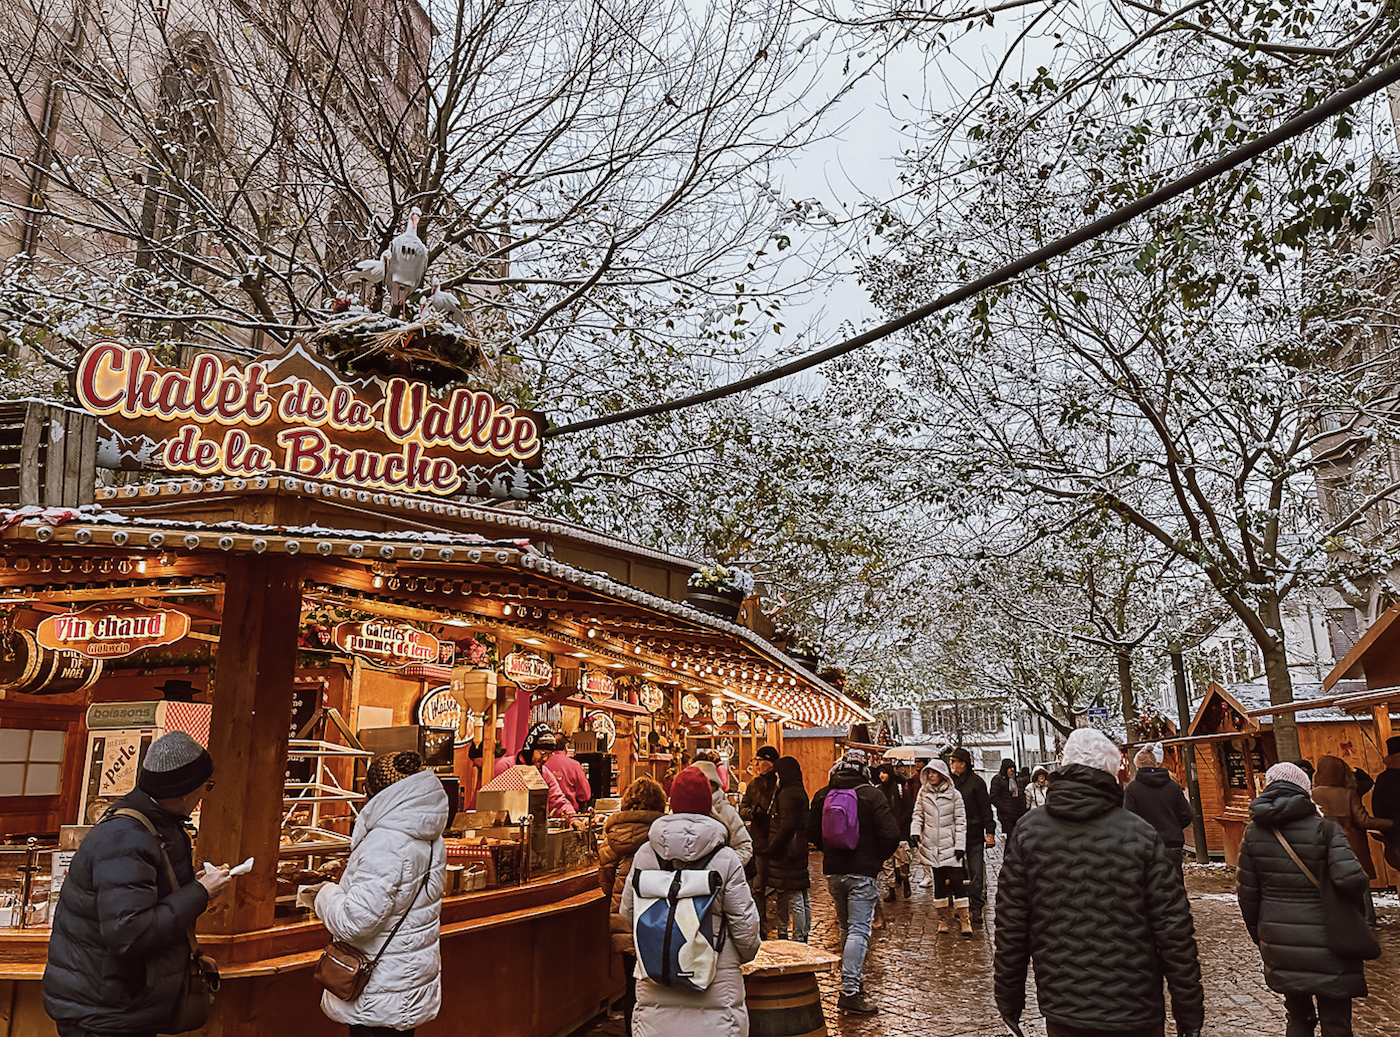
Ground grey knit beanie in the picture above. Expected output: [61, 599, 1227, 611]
[138, 730, 213, 798]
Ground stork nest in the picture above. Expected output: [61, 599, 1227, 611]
[312, 311, 487, 387]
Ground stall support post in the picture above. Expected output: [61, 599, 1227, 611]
[774, 720, 783, 756]
[1170, 644, 1210, 863]
[1375, 704, 1394, 751]
[200, 555, 305, 934]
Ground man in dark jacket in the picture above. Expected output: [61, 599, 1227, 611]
[45, 732, 231, 1037]
[995, 729, 1204, 1037]
[1124, 743, 1195, 873]
[740, 744, 780, 935]
[989, 758, 1027, 835]
[808, 749, 901, 1016]
[948, 747, 995, 925]
[1373, 735, 1400, 872]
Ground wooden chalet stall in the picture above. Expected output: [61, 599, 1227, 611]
[1162, 679, 1398, 883]
[0, 343, 871, 1037]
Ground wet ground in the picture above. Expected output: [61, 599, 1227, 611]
[577, 846, 1400, 1037]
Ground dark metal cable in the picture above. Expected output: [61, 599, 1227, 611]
[546, 56, 1400, 438]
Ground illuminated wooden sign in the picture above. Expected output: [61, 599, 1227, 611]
[711, 703, 728, 727]
[585, 711, 616, 751]
[681, 693, 700, 718]
[581, 671, 616, 703]
[416, 686, 469, 748]
[755, 715, 767, 737]
[639, 684, 664, 713]
[73, 342, 545, 498]
[36, 604, 190, 658]
[332, 620, 445, 670]
[501, 650, 553, 690]
[736, 709, 751, 731]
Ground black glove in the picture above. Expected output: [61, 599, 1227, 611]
[954, 849, 965, 862]
[909, 835, 920, 849]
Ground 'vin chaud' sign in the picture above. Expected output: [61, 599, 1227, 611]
[72, 342, 545, 498]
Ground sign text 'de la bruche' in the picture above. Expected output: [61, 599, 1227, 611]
[72, 342, 544, 496]
[36, 603, 191, 658]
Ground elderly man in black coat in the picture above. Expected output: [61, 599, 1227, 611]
[44, 732, 230, 1037]
[995, 728, 1205, 1037]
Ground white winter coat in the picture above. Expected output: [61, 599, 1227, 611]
[712, 789, 754, 866]
[621, 813, 761, 1037]
[315, 769, 448, 1029]
[1026, 766, 1050, 809]
[909, 760, 966, 870]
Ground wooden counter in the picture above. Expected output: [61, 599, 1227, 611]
[0, 867, 622, 1037]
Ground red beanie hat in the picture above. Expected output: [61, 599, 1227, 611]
[669, 766, 713, 816]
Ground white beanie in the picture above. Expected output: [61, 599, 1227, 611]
[1060, 728, 1122, 775]
[1265, 762, 1311, 792]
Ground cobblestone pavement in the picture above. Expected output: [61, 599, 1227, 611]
[577, 846, 1399, 1037]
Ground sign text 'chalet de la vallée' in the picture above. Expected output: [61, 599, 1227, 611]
[72, 342, 545, 497]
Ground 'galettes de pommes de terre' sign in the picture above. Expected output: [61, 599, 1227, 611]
[71, 341, 544, 497]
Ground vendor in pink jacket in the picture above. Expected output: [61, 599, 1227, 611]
[494, 723, 575, 818]
[544, 733, 594, 812]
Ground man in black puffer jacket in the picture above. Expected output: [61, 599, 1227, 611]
[995, 729, 1204, 1037]
[44, 732, 230, 1037]
[1124, 743, 1194, 872]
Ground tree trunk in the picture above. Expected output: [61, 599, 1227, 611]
[1258, 597, 1301, 763]
[1117, 649, 1139, 743]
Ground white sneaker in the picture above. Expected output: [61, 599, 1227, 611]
[918, 873, 933, 889]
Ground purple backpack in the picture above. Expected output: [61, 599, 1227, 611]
[822, 788, 861, 850]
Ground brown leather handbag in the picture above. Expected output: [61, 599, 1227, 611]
[313, 871, 431, 1001]
[109, 809, 220, 1033]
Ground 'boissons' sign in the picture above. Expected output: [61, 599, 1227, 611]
[73, 342, 544, 496]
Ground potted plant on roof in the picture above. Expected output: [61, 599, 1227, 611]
[787, 633, 822, 672]
[685, 564, 755, 621]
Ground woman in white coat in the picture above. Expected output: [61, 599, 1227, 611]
[621, 766, 761, 1037]
[314, 752, 448, 1037]
[909, 759, 970, 936]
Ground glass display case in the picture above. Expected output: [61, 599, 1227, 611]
[0, 839, 56, 929]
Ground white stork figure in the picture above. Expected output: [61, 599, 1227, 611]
[343, 249, 388, 306]
[420, 282, 465, 326]
[385, 207, 428, 318]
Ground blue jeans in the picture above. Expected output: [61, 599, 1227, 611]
[775, 889, 811, 941]
[826, 874, 878, 995]
[964, 841, 986, 911]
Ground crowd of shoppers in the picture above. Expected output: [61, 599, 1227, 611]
[45, 724, 1393, 1037]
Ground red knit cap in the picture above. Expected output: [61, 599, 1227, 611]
[669, 766, 713, 816]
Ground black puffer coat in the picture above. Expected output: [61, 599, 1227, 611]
[952, 768, 993, 846]
[1123, 767, 1193, 848]
[989, 759, 1027, 833]
[740, 770, 779, 854]
[994, 764, 1204, 1032]
[1236, 780, 1370, 999]
[766, 758, 811, 892]
[44, 790, 209, 1033]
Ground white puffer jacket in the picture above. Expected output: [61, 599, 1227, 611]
[315, 769, 448, 1029]
[621, 813, 761, 1037]
[909, 760, 966, 870]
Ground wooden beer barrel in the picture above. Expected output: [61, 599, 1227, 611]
[742, 941, 838, 1037]
[745, 972, 826, 1037]
[0, 630, 102, 694]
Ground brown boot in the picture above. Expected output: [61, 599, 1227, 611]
[954, 898, 973, 938]
[934, 897, 951, 933]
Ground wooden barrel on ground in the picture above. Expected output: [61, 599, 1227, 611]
[742, 940, 838, 1037]
[745, 971, 826, 1037]
[0, 630, 102, 694]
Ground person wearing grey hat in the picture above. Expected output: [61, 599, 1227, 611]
[1238, 762, 1373, 1037]
[44, 731, 231, 1037]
